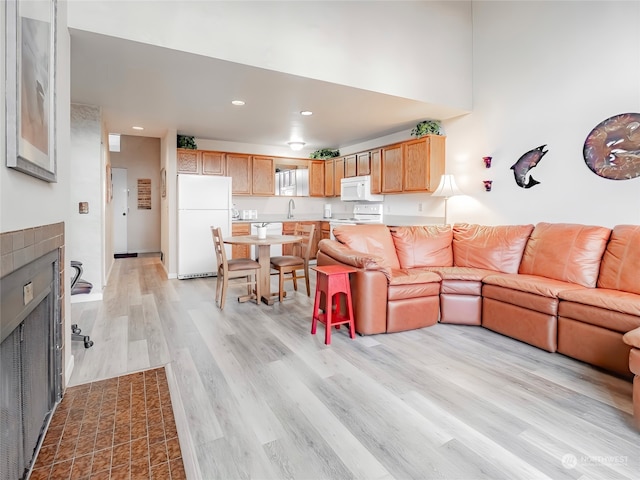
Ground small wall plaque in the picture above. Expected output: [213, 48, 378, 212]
[79, 202, 89, 214]
[137, 179, 151, 209]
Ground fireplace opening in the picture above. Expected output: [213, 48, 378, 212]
[0, 249, 62, 480]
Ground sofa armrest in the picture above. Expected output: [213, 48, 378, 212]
[623, 327, 640, 349]
[317, 239, 391, 279]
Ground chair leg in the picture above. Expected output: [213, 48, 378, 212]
[254, 271, 261, 305]
[219, 276, 228, 310]
[215, 274, 222, 307]
[279, 269, 285, 303]
[292, 271, 298, 291]
[304, 266, 311, 297]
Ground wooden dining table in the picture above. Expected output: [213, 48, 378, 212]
[223, 234, 304, 305]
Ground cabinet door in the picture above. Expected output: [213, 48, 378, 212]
[252, 156, 275, 195]
[321, 221, 330, 240]
[324, 159, 335, 197]
[226, 154, 252, 195]
[370, 149, 382, 194]
[403, 136, 446, 192]
[381, 144, 403, 193]
[334, 157, 344, 197]
[344, 154, 357, 178]
[202, 151, 225, 175]
[231, 223, 251, 258]
[281, 222, 296, 255]
[356, 152, 370, 176]
[309, 161, 325, 197]
[177, 149, 200, 174]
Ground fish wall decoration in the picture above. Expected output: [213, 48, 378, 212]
[511, 145, 548, 188]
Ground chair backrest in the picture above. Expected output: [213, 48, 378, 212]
[211, 226, 228, 274]
[293, 223, 316, 261]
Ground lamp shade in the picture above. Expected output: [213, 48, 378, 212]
[287, 141, 306, 151]
[431, 174, 463, 198]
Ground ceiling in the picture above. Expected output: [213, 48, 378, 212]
[70, 29, 465, 152]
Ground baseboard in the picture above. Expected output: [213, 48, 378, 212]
[114, 253, 138, 258]
[65, 354, 75, 387]
[70, 292, 103, 304]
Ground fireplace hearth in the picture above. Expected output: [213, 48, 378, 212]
[1, 234, 63, 480]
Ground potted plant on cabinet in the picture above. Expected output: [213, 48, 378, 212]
[410, 120, 442, 138]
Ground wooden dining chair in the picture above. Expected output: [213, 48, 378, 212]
[211, 227, 261, 309]
[269, 223, 316, 302]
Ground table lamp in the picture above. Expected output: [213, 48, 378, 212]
[431, 174, 463, 225]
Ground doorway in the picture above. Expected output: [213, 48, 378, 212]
[112, 167, 129, 255]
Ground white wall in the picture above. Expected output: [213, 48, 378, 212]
[381, 0, 640, 227]
[67, 1, 472, 110]
[110, 135, 161, 253]
[1, 0, 73, 380]
[69, 104, 105, 298]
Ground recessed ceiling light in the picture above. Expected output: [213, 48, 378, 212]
[287, 141, 306, 151]
[300, 111, 313, 116]
[231, 100, 245, 106]
[132, 126, 144, 130]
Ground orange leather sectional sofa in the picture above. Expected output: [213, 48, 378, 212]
[316, 222, 640, 427]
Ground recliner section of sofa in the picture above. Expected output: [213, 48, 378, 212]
[317, 221, 640, 427]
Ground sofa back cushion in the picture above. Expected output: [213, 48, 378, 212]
[333, 224, 400, 270]
[389, 226, 453, 269]
[519, 222, 611, 287]
[452, 223, 534, 274]
[597, 225, 640, 294]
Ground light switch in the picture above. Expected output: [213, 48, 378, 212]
[23, 282, 33, 305]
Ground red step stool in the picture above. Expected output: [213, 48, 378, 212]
[310, 265, 357, 345]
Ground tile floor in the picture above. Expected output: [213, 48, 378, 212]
[29, 368, 186, 480]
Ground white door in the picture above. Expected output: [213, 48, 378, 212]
[112, 168, 128, 254]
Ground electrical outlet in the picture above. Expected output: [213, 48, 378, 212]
[418, 203, 423, 212]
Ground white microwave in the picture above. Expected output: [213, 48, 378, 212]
[340, 175, 384, 202]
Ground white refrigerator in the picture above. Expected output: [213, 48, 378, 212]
[177, 174, 232, 279]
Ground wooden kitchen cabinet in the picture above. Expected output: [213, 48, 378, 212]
[344, 154, 357, 178]
[369, 149, 382, 194]
[356, 152, 370, 176]
[403, 135, 446, 192]
[231, 223, 251, 258]
[226, 153, 252, 195]
[252, 156, 275, 195]
[324, 159, 335, 197]
[381, 143, 403, 193]
[321, 221, 331, 240]
[177, 149, 200, 174]
[202, 151, 225, 175]
[334, 157, 344, 197]
[309, 161, 325, 197]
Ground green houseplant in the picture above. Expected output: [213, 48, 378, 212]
[410, 120, 442, 138]
[177, 135, 197, 149]
[310, 148, 340, 159]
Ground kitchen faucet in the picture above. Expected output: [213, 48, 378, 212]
[287, 199, 295, 219]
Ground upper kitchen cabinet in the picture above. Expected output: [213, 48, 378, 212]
[226, 153, 252, 195]
[344, 154, 357, 178]
[369, 149, 382, 194]
[356, 152, 370, 176]
[381, 143, 403, 193]
[252, 156, 275, 196]
[324, 159, 335, 197]
[334, 157, 345, 197]
[403, 135, 446, 192]
[309, 161, 325, 197]
[202, 151, 226, 175]
[177, 149, 201, 174]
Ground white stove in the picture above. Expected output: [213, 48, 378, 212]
[329, 203, 383, 239]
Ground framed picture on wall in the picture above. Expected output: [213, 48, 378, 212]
[5, 0, 58, 182]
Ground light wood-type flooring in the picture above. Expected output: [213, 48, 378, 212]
[69, 255, 640, 480]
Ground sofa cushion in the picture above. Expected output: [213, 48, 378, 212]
[518, 222, 611, 287]
[597, 225, 640, 295]
[558, 292, 640, 333]
[390, 225, 453, 269]
[623, 327, 640, 349]
[484, 273, 586, 299]
[333, 224, 400, 270]
[558, 288, 640, 318]
[426, 266, 498, 282]
[452, 224, 534, 274]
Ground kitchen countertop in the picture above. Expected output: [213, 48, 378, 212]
[232, 214, 444, 226]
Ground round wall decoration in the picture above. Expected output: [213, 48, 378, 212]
[583, 112, 640, 180]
